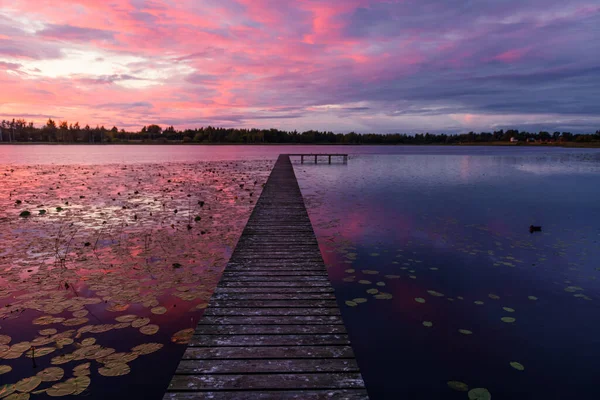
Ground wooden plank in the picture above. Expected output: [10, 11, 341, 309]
[168, 372, 366, 391]
[182, 346, 356, 360]
[203, 308, 341, 316]
[208, 299, 338, 307]
[198, 316, 344, 325]
[210, 293, 337, 301]
[176, 359, 360, 374]
[164, 389, 369, 400]
[165, 154, 367, 398]
[195, 325, 347, 335]
[213, 288, 336, 295]
[189, 334, 350, 347]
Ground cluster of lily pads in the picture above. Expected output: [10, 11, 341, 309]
[0, 160, 273, 397]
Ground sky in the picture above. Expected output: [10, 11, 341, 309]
[0, 0, 599, 133]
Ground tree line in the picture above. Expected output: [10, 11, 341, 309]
[1, 118, 600, 144]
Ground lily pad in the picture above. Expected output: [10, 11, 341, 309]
[150, 306, 167, 315]
[528, 296, 538, 301]
[139, 324, 159, 335]
[474, 301, 484, 305]
[488, 294, 500, 300]
[468, 388, 491, 400]
[15, 376, 42, 393]
[510, 361, 525, 371]
[427, 290, 444, 297]
[502, 307, 515, 312]
[447, 381, 469, 391]
[423, 321, 433, 327]
[501, 317, 516, 323]
[0, 365, 12, 375]
[171, 328, 194, 345]
[345, 300, 358, 307]
[98, 362, 131, 377]
[458, 329, 473, 335]
[131, 343, 163, 355]
[415, 297, 426, 303]
[37, 367, 64, 382]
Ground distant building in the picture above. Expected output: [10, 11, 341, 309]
[510, 137, 518, 143]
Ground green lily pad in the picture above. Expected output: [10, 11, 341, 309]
[468, 388, 491, 400]
[510, 361, 525, 371]
[447, 381, 469, 391]
[501, 317, 516, 323]
[415, 297, 426, 303]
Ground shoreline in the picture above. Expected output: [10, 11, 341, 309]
[1, 142, 600, 148]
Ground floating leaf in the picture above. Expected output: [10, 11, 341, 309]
[150, 306, 167, 315]
[488, 294, 500, 300]
[458, 329, 473, 335]
[37, 367, 64, 382]
[39, 329, 57, 336]
[345, 301, 357, 307]
[474, 301, 484, 305]
[423, 321, 433, 328]
[362, 270, 379, 275]
[447, 381, 469, 391]
[4, 392, 30, 400]
[46, 381, 75, 397]
[468, 388, 491, 400]
[415, 297, 426, 303]
[98, 362, 130, 377]
[69, 376, 91, 396]
[115, 315, 137, 323]
[501, 317, 516, 323]
[427, 290, 444, 297]
[139, 324, 159, 335]
[353, 298, 368, 304]
[0, 335, 11, 345]
[33, 316, 64, 325]
[171, 329, 194, 345]
[0, 365, 12, 375]
[131, 343, 163, 355]
[528, 296, 538, 301]
[25, 347, 55, 358]
[510, 361, 525, 371]
[376, 282, 386, 287]
[366, 289, 379, 295]
[15, 376, 41, 393]
[131, 318, 150, 328]
[374, 292, 393, 300]
[81, 338, 96, 347]
[502, 307, 515, 313]
[358, 280, 371, 285]
[0, 384, 16, 398]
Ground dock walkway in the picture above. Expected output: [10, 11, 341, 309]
[164, 154, 368, 399]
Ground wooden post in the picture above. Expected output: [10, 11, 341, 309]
[314, 155, 317, 164]
[344, 155, 348, 163]
[329, 155, 331, 164]
[301, 155, 304, 164]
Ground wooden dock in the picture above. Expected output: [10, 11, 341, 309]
[164, 154, 368, 399]
[287, 153, 348, 164]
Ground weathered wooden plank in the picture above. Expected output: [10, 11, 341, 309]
[164, 389, 369, 400]
[217, 282, 333, 288]
[213, 288, 335, 295]
[189, 334, 350, 347]
[198, 316, 344, 325]
[203, 307, 341, 316]
[219, 276, 329, 282]
[208, 299, 338, 308]
[176, 359, 360, 374]
[195, 325, 347, 335]
[168, 373, 366, 391]
[182, 345, 356, 360]
[222, 271, 328, 276]
[211, 293, 336, 301]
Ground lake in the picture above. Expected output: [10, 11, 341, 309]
[1, 145, 600, 399]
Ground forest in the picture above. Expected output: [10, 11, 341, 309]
[1, 118, 600, 145]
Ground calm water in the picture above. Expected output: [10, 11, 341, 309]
[294, 151, 600, 399]
[2, 145, 600, 399]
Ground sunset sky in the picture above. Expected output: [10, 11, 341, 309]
[1, 0, 599, 133]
